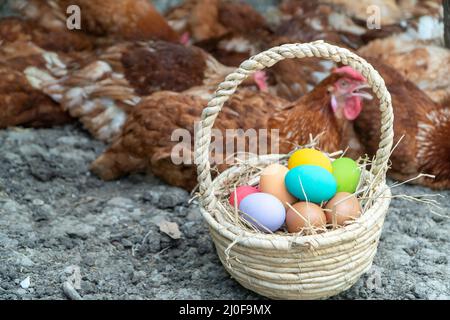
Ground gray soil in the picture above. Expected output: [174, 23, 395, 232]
[0, 124, 448, 300]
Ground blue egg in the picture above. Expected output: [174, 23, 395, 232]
[285, 165, 337, 204]
[239, 193, 286, 232]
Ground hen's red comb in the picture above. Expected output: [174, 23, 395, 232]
[332, 66, 366, 82]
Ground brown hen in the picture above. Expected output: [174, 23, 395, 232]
[90, 89, 288, 190]
[272, 56, 450, 189]
[353, 58, 450, 189]
[273, 56, 450, 189]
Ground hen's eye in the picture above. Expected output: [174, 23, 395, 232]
[340, 80, 348, 88]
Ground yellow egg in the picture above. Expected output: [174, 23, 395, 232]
[288, 148, 332, 172]
[259, 163, 296, 209]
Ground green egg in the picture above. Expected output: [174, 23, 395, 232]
[332, 158, 361, 193]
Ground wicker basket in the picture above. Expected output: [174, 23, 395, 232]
[194, 41, 394, 300]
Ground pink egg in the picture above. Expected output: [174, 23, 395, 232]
[229, 185, 259, 207]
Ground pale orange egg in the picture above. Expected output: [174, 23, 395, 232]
[325, 192, 361, 226]
[286, 202, 326, 234]
[259, 163, 296, 209]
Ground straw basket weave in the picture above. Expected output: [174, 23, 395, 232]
[194, 41, 394, 300]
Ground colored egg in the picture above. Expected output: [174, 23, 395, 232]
[259, 163, 296, 209]
[325, 192, 362, 226]
[288, 148, 332, 172]
[239, 193, 286, 232]
[332, 157, 361, 193]
[285, 165, 337, 204]
[229, 185, 259, 207]
[286, 202, 326, 234]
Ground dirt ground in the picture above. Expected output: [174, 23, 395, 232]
[0, 124, 448, 300]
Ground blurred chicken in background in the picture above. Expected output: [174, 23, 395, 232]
[11, 0, 180, 42]
[352, 59, 450, 190]
[90, 89, 289, 189]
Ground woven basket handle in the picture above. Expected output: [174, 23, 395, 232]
[194, 41, 394, 211]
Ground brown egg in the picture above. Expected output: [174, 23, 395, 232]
[259, 163, 296, 209]
[325, 192, 362, 226]
[286, 202, 326, 234]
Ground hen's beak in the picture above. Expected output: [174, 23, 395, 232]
[350, 84, 373, 100]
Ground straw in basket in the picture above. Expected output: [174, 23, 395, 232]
[194, 41, 394, 300]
